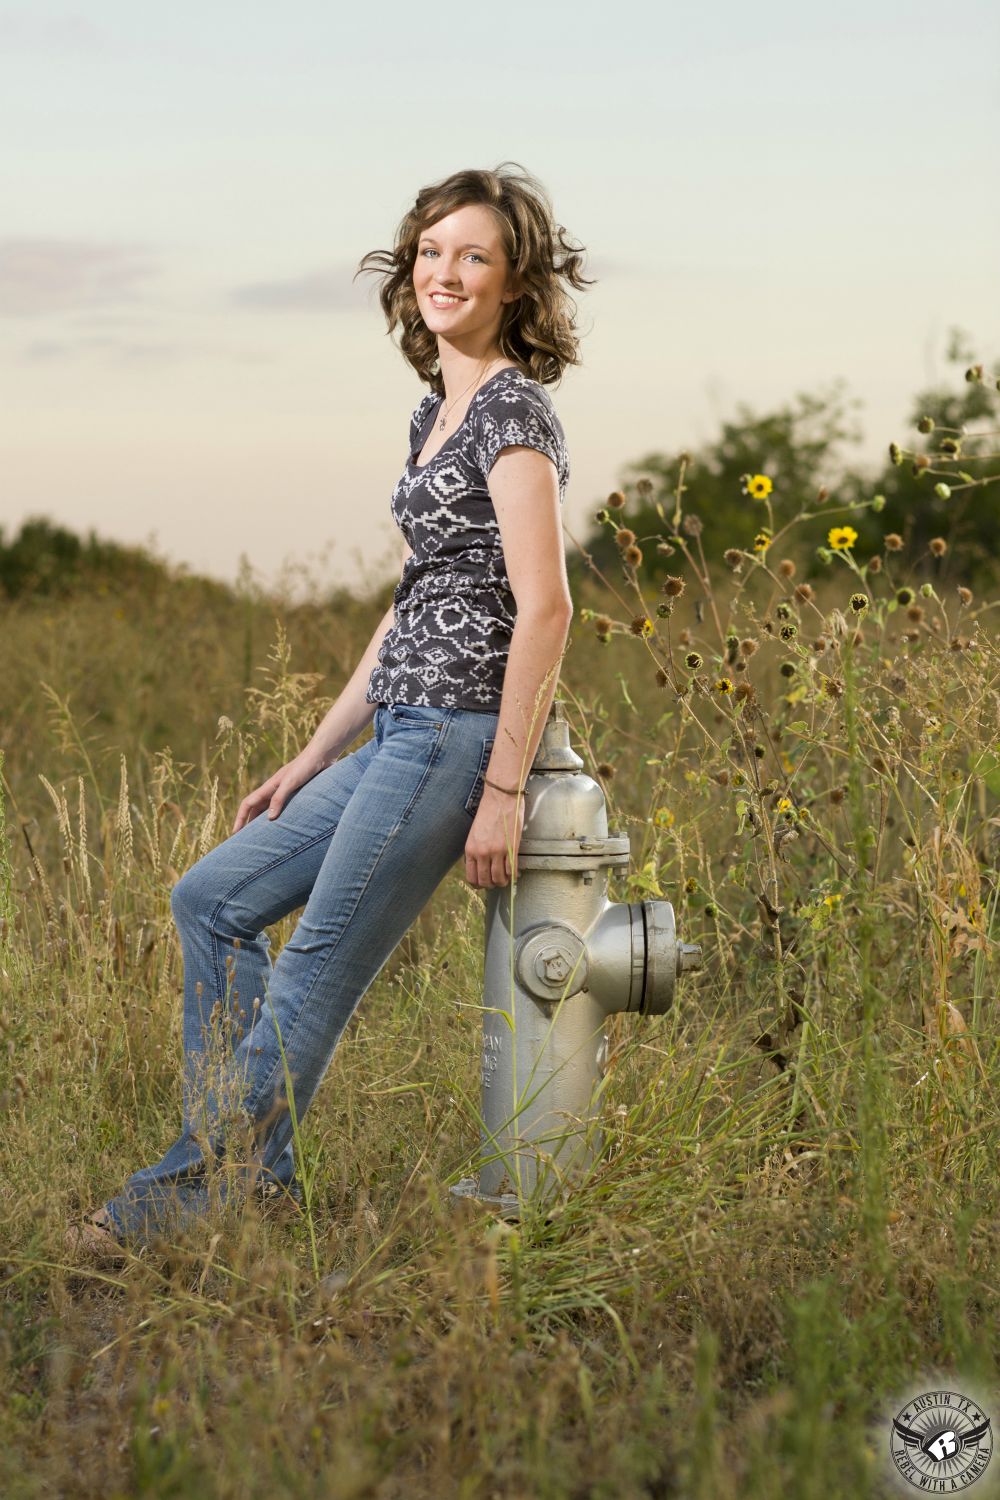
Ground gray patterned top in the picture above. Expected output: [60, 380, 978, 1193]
[365, 366, 570, 712]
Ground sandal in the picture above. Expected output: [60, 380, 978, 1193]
[64, 1206, 127, 1264]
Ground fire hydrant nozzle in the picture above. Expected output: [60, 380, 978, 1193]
[449, 699, 703, 1220]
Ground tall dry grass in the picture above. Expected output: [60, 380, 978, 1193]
[1, 409, 998, 1498]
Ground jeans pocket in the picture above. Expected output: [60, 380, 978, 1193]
[387, 702, 445, 731]
[463, 737, 495, 818]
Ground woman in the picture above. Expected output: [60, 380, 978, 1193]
[68, 161, 591, 1258]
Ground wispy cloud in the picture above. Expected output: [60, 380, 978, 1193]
[18, 334, 274, 366]
[231, 265, 372, 312]
[0, 9, 105, 53]
[0, 238, 161, 317]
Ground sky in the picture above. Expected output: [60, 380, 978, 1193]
[2, 1, 998, 598]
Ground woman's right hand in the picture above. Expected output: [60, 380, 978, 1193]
[232, 749, 327, 834]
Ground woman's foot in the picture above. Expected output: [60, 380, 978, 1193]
[64, 1206, 126, 1264]
[256, 1178, 304, 1220]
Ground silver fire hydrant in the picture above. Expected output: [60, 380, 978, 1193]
[450, 698, 702, 1219]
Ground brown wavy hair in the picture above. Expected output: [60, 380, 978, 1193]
[355, 161, 595, 394]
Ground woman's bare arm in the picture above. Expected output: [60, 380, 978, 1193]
[233, 544, 411, 830]
[481, 446, 573, 791]
[462, 445, 573, 887]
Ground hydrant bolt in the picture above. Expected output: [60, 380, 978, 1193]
[538, 949, 571, 983]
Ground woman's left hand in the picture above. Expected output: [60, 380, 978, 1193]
[465, 788, 524, 889]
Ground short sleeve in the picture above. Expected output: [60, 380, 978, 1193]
[473, 381, 566, 491]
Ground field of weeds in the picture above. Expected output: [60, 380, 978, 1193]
[1, 378, 998, 1498]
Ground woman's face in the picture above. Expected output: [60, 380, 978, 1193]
[413, 203, 516, 352]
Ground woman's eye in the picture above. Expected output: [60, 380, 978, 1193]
[419, 248, 484, 262]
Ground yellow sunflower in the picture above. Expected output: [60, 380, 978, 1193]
[828, 526, 858, 551]
[742, 473, 773, 501]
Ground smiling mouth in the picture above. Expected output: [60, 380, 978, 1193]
[430, 293, 465, 307]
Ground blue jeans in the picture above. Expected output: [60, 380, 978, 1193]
[104, 702, 499, 1242]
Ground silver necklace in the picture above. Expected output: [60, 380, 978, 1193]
[437, 358, 500, 431]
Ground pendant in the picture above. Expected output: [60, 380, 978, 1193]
[438, 417, 446, 431]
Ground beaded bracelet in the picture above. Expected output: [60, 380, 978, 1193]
[484, 774, 526, 797]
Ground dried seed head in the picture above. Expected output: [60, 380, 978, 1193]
[624, 544, 643, 567]
[636, 475, 654, 496]
[779, 558, 796, 577]
[724, 548, 743, 569]
[608, 490, 626, 509]
[615, 527, 636, 547]
[740, 638, 758, 657]
[906, 605, 924, 624]
[884, 533, 904, 551]
[794, 583, 814, 602]
[662, 575, 686, 598]
[867, 555, 882, 574]
[958, 586, 972, 605]
[929, 536, 947, 557]
[682, 513, 703, 538]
